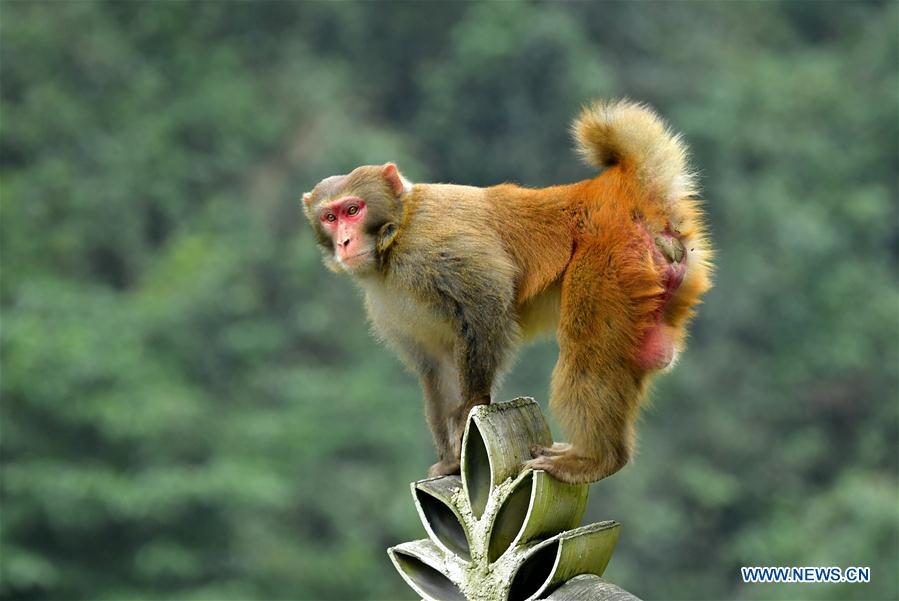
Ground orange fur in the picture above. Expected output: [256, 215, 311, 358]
[498, 102, 712, 482]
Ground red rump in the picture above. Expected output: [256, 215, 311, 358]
[636, 225, 687, 371]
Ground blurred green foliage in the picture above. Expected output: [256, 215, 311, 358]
[1, 2, 896, 600]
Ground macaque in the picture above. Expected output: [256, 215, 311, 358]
[302, 100, 712, 484]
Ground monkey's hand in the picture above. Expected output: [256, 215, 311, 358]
[428, 459, 461, 478]
[525, 454, 593, 484]
[526, 446, 619, 484]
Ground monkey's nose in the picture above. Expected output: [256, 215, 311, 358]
[340, 238, 351, 247]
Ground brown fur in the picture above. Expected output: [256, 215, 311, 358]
[302, 100, 713, 483]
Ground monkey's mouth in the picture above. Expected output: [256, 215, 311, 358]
[340, 250, 373, 268]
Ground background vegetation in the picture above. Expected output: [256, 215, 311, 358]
[1, 2, 896, 600]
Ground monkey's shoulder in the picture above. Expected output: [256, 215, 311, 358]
[412, 182, 486, 205]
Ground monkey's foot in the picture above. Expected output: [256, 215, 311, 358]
[428, 459, 461, 478]
[529, 442, 572, 457]
[525, 452, 613, 485]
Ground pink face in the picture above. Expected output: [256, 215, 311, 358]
[318, 196, 370, 269]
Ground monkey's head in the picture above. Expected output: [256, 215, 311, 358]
[302, 163, 412, 276]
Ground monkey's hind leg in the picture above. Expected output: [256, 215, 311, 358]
[529, 442, 572, 457]
[527, 243, 651, 484]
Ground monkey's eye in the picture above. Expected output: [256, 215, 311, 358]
[347, 205, 359, 216]
[324, 213, 336, 223]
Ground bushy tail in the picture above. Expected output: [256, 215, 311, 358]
[572, 99, 696, 204]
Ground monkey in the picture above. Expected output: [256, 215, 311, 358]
[301, 100, 712, 484]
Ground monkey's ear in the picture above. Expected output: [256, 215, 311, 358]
[382, 163, 413, 197]
[301, 191, 315, 219]
[377, 222, 399, 253]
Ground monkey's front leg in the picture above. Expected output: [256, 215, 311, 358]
[419, 347, 493, 478]
[418, 359, 463, 477]
[421, 259, 517, 473]
[444, 306, 515, 467]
